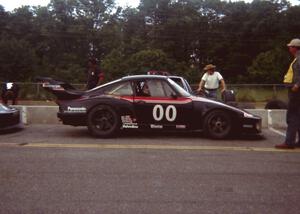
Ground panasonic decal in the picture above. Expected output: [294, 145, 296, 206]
[65, 107, 87, 113]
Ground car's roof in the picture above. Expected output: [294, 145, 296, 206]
[121, 75, 169, 81]
[168, 76, 184, 79]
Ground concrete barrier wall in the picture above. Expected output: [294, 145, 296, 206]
[267, 109, 287, 129]
[16, 106, 60, 125]
[15, 106, 287, 128]
[246, 109, 287, 129]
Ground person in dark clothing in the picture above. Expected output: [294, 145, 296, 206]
[86, 58, 104, 90]
[275, 38, 300, 149]
[1, 82, 19, 105]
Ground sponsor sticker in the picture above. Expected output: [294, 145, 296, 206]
[121, 115, 138, 128]
[64, 107, 87, 113]
[122, 123, 138, 129]
[121, 115, 135, 123]
[150, 124, 163, 129]
[243, 124, 253, 128]
[176, 125, 186, 129]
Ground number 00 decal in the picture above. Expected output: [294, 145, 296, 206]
[153, 105, 164, 121]
[153, 105, 177, 122]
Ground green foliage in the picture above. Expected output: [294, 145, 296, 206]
[127, 49, 175, 74]
[102, 48, 127, 81]
[102, 48, 191, 80]
[0, 37, 37, 81]
[246, 47, 290, 83]
[0, 0, 299, 84]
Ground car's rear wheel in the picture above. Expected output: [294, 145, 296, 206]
[87, 105, 120, 138]
[204, 110, 232, 139]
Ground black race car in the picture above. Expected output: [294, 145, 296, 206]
[38, 75, 261, 139]
[0, 103, 22, 131]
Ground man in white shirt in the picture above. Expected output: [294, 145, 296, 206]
[196, 64, 226, 99]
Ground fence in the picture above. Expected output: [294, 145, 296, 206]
[1, 82, 289, 103]
[2, 82, 86, 101]
[190, 84, 288, 103]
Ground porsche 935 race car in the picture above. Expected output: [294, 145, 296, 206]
[38, 75, 261, 139]
[0, 103, 22, 131]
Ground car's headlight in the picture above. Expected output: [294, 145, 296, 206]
[256, 122, 262, 131]
[243, 112, 254, 118]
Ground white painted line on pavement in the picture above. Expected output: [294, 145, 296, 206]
[20, 143, 300, 153]
[269, 127, 286, 137]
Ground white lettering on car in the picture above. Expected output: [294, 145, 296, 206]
[153, 105, 164, 121]
[165, 105, 176, 122]
[65, 107, 87, 113]
[153, 105, 177, 122]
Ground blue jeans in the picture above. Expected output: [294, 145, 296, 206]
[285, 98, 300, 146]
[204, 89, 217, 99]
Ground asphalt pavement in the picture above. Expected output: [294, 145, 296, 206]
[0, 125, 299, 213]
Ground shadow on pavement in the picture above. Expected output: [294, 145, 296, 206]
[0, 127, 24, 135]
[60, 127, 265, 141]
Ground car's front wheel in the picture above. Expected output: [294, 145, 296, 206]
[204, 110, 232, 139]
[87, 105, 120, 138]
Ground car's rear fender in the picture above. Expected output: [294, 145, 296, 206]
[86, 98, 136, 122]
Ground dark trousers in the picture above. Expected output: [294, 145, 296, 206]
[86, 79, 98, 90]
[1, 91, 18, 105]
[285, 96, 300, 145]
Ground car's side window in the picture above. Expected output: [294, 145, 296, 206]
[134, 79, 176, 97]
[135, 80, 150, 96]
[161, 81, 175, 97]
[171, 78, 184, 88]
[149, 80, 177, 97]
[147, 80, 164, 97]
[104, 81, 133, 96]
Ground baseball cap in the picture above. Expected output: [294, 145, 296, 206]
[287, 38, 300, 47]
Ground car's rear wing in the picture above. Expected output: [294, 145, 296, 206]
[36, 77, 85, 100]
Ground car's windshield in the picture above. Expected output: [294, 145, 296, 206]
[88, 78, 122, 91]
[167, 78, 191, 97]
[104, 81, 133, 96]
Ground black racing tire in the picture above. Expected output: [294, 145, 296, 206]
[87, 105, 120, 138]
[204, 110, 232, 139]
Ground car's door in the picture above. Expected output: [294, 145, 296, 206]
[133, 78, 193, 130]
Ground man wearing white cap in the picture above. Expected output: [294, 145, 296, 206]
[275, 38, 300, 149]
[197, 64, 226, 99]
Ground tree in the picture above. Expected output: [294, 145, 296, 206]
[1, 0, 300, 85]
[245, 47, 290, 83]
[0, 37, 37, 81]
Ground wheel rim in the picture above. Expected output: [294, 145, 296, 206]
[208, 115, 230, 135]
[92, 108, 115, 132]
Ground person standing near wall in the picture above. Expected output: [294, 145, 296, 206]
[1, 81, 19, 105]
[86, 58, 104, 90]
[275, 38, 300, 149]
